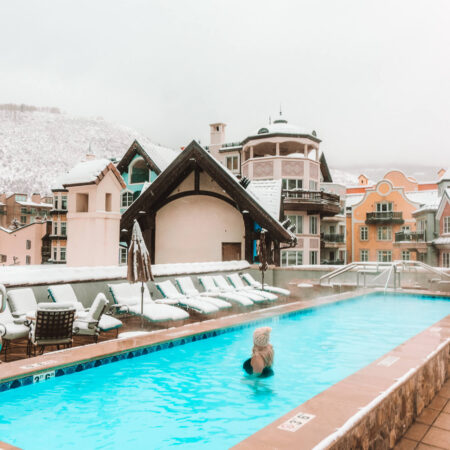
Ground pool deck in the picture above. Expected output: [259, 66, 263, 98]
[1, 288, 450, 450]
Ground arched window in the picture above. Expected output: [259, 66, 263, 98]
[121, 191, 134, 208]
[130, 159, 149, 184]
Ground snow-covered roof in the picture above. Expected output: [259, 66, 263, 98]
[433, 237, 450, 245]
[17, 200, 52, 208]
[405, 190, 439, 213]
[345, 194, 364, 208]
[256, 118, 315, 137]
[136, 140, 180, 172]
[439, 168, 450, 181]
[247, 180, 282, 221]
[59, 158, 115, 186]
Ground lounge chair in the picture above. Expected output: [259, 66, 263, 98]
[197, 275, 254, 306]
[226, 273, 278, 301]
[108, 282, 189, 322]
[27, 303, 76, 357]
[48, 284, 123, 333]
[175, 277, 232, 309]
[0, 285, 30, 361]
[241, 273, 290, 297]
[73, 293, 110, 342]
[211, 275, 268, 303]
[155, 280, 219, 314]
[8, 287, 39, 319]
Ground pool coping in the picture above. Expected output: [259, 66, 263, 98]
[1, 288, 449, 449]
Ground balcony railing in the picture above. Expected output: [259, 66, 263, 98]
[283, 189, 339, 203]
[395, 231, 425, 242]
[321, 233, 345, 243]
[282, 189, 341, 216]
[365, 211, 404, 224]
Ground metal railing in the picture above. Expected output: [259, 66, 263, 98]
[282, 189, 340, 204]
[321, 233, 345, 243]
[395, 231, 425, 242]
[366, 211, 403, 223]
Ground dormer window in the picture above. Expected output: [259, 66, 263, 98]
[130, 158, 149, 184]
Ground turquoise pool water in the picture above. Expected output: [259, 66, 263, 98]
[1, 293, 449, 449]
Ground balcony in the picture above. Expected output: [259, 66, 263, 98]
[365, 211, 404, 224]
[282, 189, 341, 216]
[321, 233, 345, 249]
[395, 231, 425, 242]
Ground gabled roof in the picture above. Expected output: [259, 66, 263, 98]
[61, 158, 126, 188]
[116, 140, 162, 175]
[319, 152, 333, 183]
[436, 189, 450, 220]
[121, 141, 295, 244]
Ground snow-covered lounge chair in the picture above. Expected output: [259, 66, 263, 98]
[73, 293, 110, 342]
[48, 284, 123, 334]
[241, 273, 291, 297]
[226, 273, 278, 301]
[197, 275, 254, 306]
[108, 282, 188, 322]
[212, 275, 268, 303]
[0, 285, 30, 361]
[175, 277, 232, 310]
[8, 288, 39, 319]
[155, 280, 219, 314]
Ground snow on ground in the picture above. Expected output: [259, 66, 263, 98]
[0, 260, 250, 287]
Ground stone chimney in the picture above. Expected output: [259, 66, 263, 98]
[210, 123, 226, 147]
[31, 193, 41, 204]
[358, 174, 368, 186]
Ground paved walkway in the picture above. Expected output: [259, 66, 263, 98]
[395, 378, 450, 449]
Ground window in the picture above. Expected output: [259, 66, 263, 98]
[282, 179, 303, 197]
[377, 250, 392, 262]
[130, 159, 149, 184]
[401, 225, 410, 233]
[121, 191, 134, 208]
[61, 195, 67, 210]
[26, 240, 31, 250]
[309, 251, 318, 265]
[401, 251, 410, 261]
[443, 253, 450, 268]
[15, 194, 26, 202]
[20, 215, 26, 224]
[281, 250, 303, 266]
[61, 222, 67, 236]
[26, 255, 31, 265]
[76, 193, 89, 212]
[376, 202, 393, 212]
[377, 226, 392, 241]
[360, 226, 368, 241]
[53, 221, 58, 235]
[309, 180, 318, 190]
[105, 193, 112, 212]
[0, 255, 6, 263]
[20, 207, 27, 214]
[360, 249, 369, 262]
[60, 247, 66, 262]
[417, 219, 426, 232]
[225, 155, 239, 173]
[309, 216, 318, 235]
[286, 215, 303, 234]
[119, 247, 127, 265]
[53, 247, 58, 261]
[444, 217, 450, 234]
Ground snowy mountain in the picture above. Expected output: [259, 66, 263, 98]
[0, 104, 180, 195]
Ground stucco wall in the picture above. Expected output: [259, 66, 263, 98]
[155, 195, 245, 264]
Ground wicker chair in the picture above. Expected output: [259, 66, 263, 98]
[27, 303, 76, 357]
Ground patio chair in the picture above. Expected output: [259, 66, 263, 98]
[155, 280, 219, 314]
[175, 277, 232, 309]
[226, 273, 278, 301]
[8, 287, 39, 319]
[48, 284, 123, 334]
[108, 282, 189, 322]
[73, 293, 110, 343]
[241, 273, 291, 297]
[212, 275, 268, 303]
[198, 275, 254, 306]
[0, 285, 30, 361]
[27, 303, 76, 357]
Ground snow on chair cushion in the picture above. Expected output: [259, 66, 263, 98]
[227, 273, 247, 290]
[175, 277, 200, 296]
[8, 288, 38, 316]
[108, 283, 152, 307]
[198, 276, 220, 293]
[156, 280, 184, 299]
[48, 284, 85, 311]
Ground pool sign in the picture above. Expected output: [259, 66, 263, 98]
[278, 412, 315, 432]
[33, 370, 55, 384]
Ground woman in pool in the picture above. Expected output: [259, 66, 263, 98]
[243, 326, 274, 378]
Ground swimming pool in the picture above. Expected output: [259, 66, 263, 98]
[1, 292, 449, 449]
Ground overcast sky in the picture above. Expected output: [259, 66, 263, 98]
[1, 0, 449, 168]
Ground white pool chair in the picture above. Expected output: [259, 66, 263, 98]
[241, 273, 291, 297]
[198, 276, 254, 306]
[73, 293, 110, 342]
[108, 283, 189, 322]
[48, 284, 123, 333]
[175, 277, 232, 310]
[155, 280, 219, 314]
[8, 288, 39, 319]
[0, 285, 30, 361]
[212, 275, 267, 303]
[226, 273, 278, 302]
